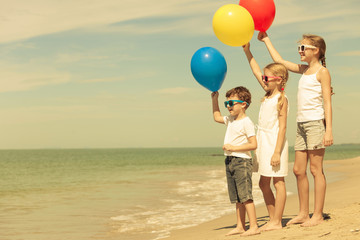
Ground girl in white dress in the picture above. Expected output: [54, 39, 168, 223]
[243, 43, 289, 231]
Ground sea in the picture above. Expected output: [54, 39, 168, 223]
[0, 144, 359, 240]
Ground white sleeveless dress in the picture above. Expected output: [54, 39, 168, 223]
[255, 93, 288, 177]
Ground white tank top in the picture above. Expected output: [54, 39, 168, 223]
[297, 67, 324, 122]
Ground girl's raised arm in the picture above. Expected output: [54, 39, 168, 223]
[258, 32, 307, 74]
[242, 43, 268, 92]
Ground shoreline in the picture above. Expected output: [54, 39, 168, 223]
[164, 157, 360, 240]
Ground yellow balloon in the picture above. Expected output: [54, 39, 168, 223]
[213, 4, 255, 47]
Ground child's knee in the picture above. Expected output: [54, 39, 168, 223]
[273, 179, 285, 189]
[309, 165, 324, 176]
[259, 179, 271, 191]
[293, 166, 306, 177]
[243, 199, 254, 205]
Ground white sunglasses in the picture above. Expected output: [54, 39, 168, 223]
[298, 44, 317, 52]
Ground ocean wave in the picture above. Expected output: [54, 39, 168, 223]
[111, 169, 264, 240]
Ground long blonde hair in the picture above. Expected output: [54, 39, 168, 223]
[262, 63, 289, 114]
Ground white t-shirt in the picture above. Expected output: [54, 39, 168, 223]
[223, 116, 255, 159]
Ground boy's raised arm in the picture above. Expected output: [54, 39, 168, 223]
[211, 91, 225, 124]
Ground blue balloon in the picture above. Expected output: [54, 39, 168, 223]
[191, 47, 227, 92]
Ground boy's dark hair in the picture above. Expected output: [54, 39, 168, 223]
[225, 86, 251, 109]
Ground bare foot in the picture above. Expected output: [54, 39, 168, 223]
[300, 216, 324, 227]
[259, 222, 269, 232]
[240, 227, 260, 236]
[286, 215, 310, 226]
[225, 227, 245, 236]
[262, 221, 282, 231]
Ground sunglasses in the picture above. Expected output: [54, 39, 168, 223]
[224, 100, 249, 108]
[262, 75, 282, 82]
[298, 44, 317, 52]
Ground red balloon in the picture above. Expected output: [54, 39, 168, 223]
[239, 0, 276, 32]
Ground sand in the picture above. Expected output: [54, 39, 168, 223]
[164, 157, 360, 240]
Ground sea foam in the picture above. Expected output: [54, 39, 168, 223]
[111, 169, 264, 240]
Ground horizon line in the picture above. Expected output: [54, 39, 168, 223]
[0, 143, 359, 151]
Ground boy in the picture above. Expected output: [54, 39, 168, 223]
[211, 86, 260, 236]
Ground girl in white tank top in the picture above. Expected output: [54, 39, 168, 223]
[297, 66, 325, 122]
[259, 32, 333, 228]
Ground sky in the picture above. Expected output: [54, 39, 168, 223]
[0, 0, 359, 149]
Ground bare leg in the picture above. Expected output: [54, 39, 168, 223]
[287, 150, 310, 225]
[226, 203, 245, 236]
[264, 177, 286, 231]
[258, 176, 274, 231]
[240, 200, 260, 236]
[301, 149, 326, 227]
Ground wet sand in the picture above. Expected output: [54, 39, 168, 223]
[164, 157, 360, 240]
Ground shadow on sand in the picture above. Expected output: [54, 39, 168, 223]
[213, 213, 330, 231]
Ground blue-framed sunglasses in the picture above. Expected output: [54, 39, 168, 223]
[224, 100, 249, 108]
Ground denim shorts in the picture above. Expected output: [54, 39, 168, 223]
[294, 119, 325, 151]
[225, 156, 253, 204]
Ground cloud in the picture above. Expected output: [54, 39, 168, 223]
[1, 0, 359, 43]
[275, 1, 359, 26]
[56, 52, 145, 64]
[96, 14, 214, 36]
[0, 69, 71, 92]
[79, 71, 156, 83]
[0, 57, 157, 92]
[0, 0, 221, 43]
[152, 87, 192, 95]
[332, 66, 360, 77]
[261, 1, 360, 40]
[0, 104, 109, 125]
[336, 51, 360, 56]
[80, 76, 126, 83]
[56, 53, 109, 63]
